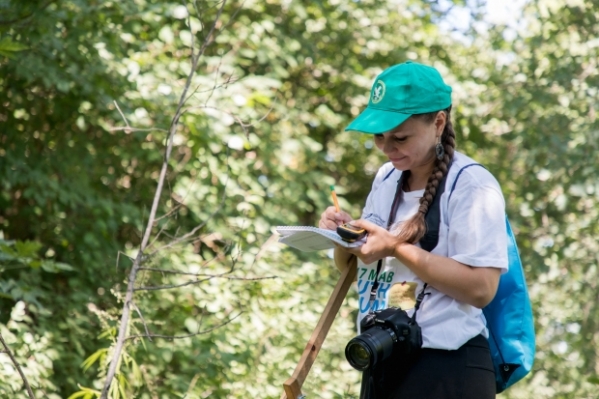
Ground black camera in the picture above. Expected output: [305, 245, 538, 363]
[345, 307, 422, 371]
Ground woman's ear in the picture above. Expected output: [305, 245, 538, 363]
[434, 111, 447, 136]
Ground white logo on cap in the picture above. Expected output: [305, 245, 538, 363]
[371, 80, 386, 104]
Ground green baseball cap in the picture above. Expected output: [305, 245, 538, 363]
[345, 61, 452, 134]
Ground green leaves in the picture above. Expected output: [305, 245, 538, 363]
[66, 386, 101, 399]
[0, 36, 27, 59]
[81, 348, 108, 373]
[0, 239, 73, 273]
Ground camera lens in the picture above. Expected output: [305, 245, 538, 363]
[345, 328, 396, 371]
[346, 342, 372, 370]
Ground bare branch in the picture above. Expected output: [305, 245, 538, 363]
[138, 265, 220, 276]
[186, 74, 242, 102]
[195, 1, 227, 60]
[131, 301, 153, 342]
[147, 220, 175, 251]
[249, 233, 280, 270]
[100, 2, 233, 396]
[153, 202, 186, 223]
[134, 274, 276, 292]
[183, 373, 201, 399]
[0, 333, 35, 399]
[147, 150, 231, 256]
[126, 312, 242, 341]
[113, 100, 131, 132]
[110, 127, 168, 134]
[115, 250, 135, 272]
[196, 0, 246, 58]
[182, 101, 276, 140]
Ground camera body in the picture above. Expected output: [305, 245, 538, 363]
[345, 307, 422, 371]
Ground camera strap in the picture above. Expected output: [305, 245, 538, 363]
[366, 173, 405, 315]
[366, 171, 430, 323]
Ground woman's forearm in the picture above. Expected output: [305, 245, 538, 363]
[393, 243, 501, 308]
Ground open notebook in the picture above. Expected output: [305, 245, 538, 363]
[276, 226, 366, 252]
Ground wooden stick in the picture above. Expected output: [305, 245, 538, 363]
[281, 260, 357, 399]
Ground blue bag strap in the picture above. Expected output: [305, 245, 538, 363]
[448, 163, 486, 202]
[382, 167, 396, 182]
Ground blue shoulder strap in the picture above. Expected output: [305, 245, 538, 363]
[447, 163, 486, 202]
[382, 167, 396, 182]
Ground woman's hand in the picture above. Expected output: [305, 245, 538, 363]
[319, 206, 354, 272]
[318, 206, 352, 230]
[345, 219, 401, 264]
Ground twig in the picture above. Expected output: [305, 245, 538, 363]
[146, 220, 173, 251]
[199, 55, 225, 107]
[186, 75, 242, 101]
[183, 373, 201, 399]
[115, 250, 135, 272]
[0, 333, 35, 399]
[147, 151, 231, 256]
[113, 100, 131, 132]
[110, 127, 168, 133]
[248, 233, 280, 270]
[139, 253, 219, 275]
[126, 312, 242, 341]
[131, 301, 153, 342]
[134, 274, 276, 292]
[195, 1, 227, 59]
[100, 2, 232, 397]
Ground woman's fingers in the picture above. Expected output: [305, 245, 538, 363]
[345, 219, 400, 264]
[319, 206, 352, 230]
[347, 219, 378, 232]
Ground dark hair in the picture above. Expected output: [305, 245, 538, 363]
[396, 106, 456, 244]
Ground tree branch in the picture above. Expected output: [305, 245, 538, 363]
[147, 156, 231, 256]
[100, 2, 232, 397]
[126, 312, 242, 341]
[134, 274, 277, 292]
[131, 301, 153, 342]
[0, 333, 35, 399]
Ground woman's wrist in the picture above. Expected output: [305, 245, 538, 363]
[392, 241, 414, 265]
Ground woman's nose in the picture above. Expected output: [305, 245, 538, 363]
[382, 138, 395, 154]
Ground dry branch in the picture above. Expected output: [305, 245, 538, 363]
[126, 312, 242, 341]
[99, 2, 231, 397]
[134, 274, 276, 291]
[0, 333, 35, 399]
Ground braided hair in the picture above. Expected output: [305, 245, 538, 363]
[396, 106, 456, 244]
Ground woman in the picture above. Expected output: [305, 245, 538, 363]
[319, 61, 507, 398]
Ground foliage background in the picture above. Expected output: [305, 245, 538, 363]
[1, 0, 598, 398]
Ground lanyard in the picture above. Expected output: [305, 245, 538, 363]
[366, 171, 429, 321]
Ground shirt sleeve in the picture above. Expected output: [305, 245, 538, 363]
[446, 168, 509, 272]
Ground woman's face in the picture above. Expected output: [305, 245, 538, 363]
[373, 113, 445, 172]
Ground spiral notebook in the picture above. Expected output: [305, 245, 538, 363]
[275, 226, 365, 252]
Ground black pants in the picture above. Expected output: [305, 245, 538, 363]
[363, 334, 496, 399]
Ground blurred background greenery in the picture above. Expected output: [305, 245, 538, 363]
[1, 0, 598, 398]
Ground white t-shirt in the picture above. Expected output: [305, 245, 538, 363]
[357, 151, 508, 350]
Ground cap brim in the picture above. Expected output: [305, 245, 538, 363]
[345, 107, 411, 134]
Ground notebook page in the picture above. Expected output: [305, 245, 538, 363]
[275, 226, 365, 252]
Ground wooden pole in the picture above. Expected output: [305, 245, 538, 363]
[281, 260, 357, 399]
